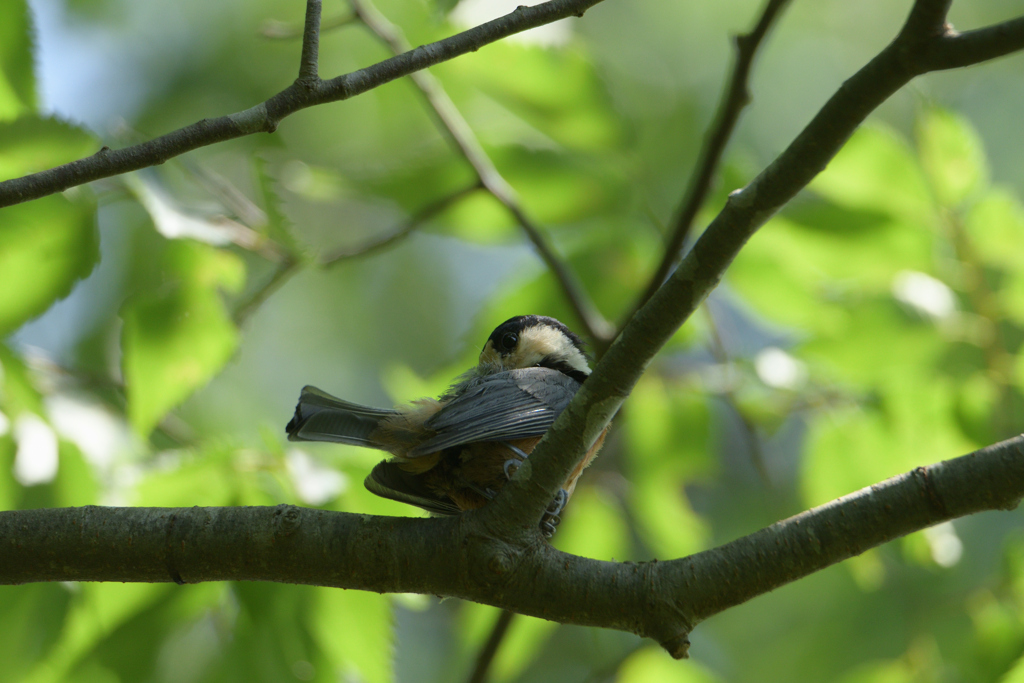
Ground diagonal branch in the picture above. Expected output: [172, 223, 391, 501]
[0, 0, 609, 208]
[349, 0, 613, 344]
[466, 610, 516, 683]
[489, 1, 1024, 535]
[627, 0, 792, 320]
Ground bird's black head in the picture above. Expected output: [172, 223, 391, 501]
[479, 315, 590, 383]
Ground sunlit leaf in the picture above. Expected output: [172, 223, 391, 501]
[810, 125, 933, 223]
[121, 241, 243, 436]
[487, 613, 557, 683]
[0, 116, 96, 181]
[0, 584, 70, 683]
[254, 156, 302, 253]
[52, 441, 98, 507]
[444, 41, 622, 151]
[917, 107, 988, 208]
[553, 485, 630, 560]
[622, 375, 710, 557]
[206, 583, 326, 683]
[0, 435, 15, 510]
[631, 474, 708, 558]
[616, 646, 722, 683]
[833, 659, 913, 683]
[439, 191, 519, 244]
[0, 343, 44, 416]
[0, 195, 98, 336]
[24, 582, 171, 683]
[624, 374, 712, 478]
[131, 452, 234, 507]
[311, 590, 393, 683]
[966, 188, 1024, 269]
[0, 0, 35, 121]
[802, 374, 974, 507]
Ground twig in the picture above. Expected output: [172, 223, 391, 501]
[627, 0, 792, 320]
[348, 0, 614, 345]
[0, 0, 609, 208]
[233, 256, 302, 325]
[298, 0, 323, 82]
[466, 610, 515, 683]
[701, 305, 770, 486]
[319, 182, 481, 264]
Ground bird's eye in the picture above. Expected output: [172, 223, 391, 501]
[499, 332, 518, 352]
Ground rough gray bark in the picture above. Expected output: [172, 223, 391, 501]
[2, 437, 1021, 658]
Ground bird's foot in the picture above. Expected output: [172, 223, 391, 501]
[540, 489, 568, 538]
[500, 442, 530, 480]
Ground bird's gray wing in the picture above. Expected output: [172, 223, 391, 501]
[407, 367, 580, 456]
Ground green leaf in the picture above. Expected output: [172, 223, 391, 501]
[616, 646, 723, 683]
[310, 590, 393, 683]
[802, 374, 974, 507]
[121, 241, 243, 436]
[22, 582, 171, 683]
[0, 116, 97, 181]
[965, 188, 1024, 270]
[52, 442, 99, 507]
[0, 0, 35, 121]
[553, 485, 630, 560]
[0, 584, 71, 683]
[622, 375, 710, 557]
[0, 196, 98, 336]
[917, 107, 988, 208]
[0, 117, 98, 335]
[433, 0, 461, 15]
[810, 124, 932, 223]
[0, 343, 44, 416]
[444, 42, 623, 152]
[254, 156, 302, 253]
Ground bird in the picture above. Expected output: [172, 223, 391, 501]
[285, 315, 606, 536]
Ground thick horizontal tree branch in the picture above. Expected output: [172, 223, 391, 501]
[0, 0, 608, 208]
[490, 0, 1024, 541]
[2, 436, 1021, 659]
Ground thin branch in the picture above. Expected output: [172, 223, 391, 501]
[701, 305, 769, 487]
[484, 2, 1024, 543]
[466, 610, 515, 683]
[233, 256, 301, 325]
[298, 0, 323, 82]
[627, 0, 792, 320]
[1, 436, 1021, 661]
[921, 15, 1024, 69]
[0, 0, 609, 209]
[319, 182, 481, 264]
[349, 0, 614, 345]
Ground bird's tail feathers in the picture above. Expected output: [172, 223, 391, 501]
[286, 385, 398, 446]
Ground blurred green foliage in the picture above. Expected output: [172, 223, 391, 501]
[1, 0, 1024, 681]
